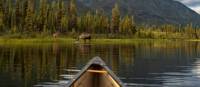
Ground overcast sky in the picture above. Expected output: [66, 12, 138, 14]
[177, 0, 200, 14]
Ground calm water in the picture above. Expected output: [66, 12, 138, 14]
[0, 41, 200, 87]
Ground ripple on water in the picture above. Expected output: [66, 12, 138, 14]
[124, 83, 163, 87]
[34, 68, 79, 87]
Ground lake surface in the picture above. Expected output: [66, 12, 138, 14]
[0, 41, 200, 87]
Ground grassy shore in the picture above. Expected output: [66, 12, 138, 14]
[0, 38, 74, 44]
[186, 39, 200, 42]
[0, 30, 199, 44]
[0, 38, 199, 45]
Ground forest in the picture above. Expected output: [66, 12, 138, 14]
[0, 0, 200, 39]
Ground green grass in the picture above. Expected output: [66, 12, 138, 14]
[0, 32, 199, 45]
[0, 38, 75, 45]
[0, 38, 190, 45]
[91, 39, 159, 44]
[186, 39, 200, 42]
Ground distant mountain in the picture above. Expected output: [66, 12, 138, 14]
[50, 0, 200, 25]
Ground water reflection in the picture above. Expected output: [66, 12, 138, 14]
[0, 41, 199, 87]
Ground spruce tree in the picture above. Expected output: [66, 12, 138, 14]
[0, 0, 4, 32]
[184, 24, 194, 35]
[15, 0, 22, 26]
[0, 8, 3, 32]
[56, 0, 65, 32]
[38, 0, 48, 32]
[94, 10, 109, 34]
[3, 0, 12, 30]
[120, 15, 136, 34]
[111, 4, 120, 34]
[85, 12, 94, 33]
[68, 0, 77, 32]
[24, 0, 34, 33]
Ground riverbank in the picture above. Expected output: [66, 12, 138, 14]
[0, 38, 199, 45]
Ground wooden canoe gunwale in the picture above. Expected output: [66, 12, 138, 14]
[66, 56, 125, 87]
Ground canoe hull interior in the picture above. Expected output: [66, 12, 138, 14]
[69, 64, 120, 87]
[67, 57, 124, 87]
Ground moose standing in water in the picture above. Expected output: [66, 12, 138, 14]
[76, 32, 91, 43]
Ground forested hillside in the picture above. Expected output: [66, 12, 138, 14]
[0, 0, 136, 35]
[0, 0, 200, 39]
[74, 0, 200, 25]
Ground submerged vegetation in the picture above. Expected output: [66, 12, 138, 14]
[0, 0, 200, 39]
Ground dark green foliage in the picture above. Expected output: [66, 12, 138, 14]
[0, 0, 199, 39]
[24, 0, 34, 33]
[111, 4, 120, 34]
[0, 0, 4, 32]
[120, 15, 136, 35]
[68, 0, 77, 32]
[37, 0, 48, 32]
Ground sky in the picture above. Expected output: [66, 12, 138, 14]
[177, 0, 200, 14]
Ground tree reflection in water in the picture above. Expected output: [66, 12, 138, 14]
[0, 41, 199, 87]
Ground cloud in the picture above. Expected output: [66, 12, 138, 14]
[190, 6, 200, 13]
[176, 0, 200, 14]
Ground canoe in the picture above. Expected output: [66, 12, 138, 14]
[67, 57, 125, 87]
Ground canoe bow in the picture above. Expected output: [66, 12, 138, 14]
[66, 57, 125, 87]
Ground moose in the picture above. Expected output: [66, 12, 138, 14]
[53, 32, 60, 38]
[76, 32, 91, 43]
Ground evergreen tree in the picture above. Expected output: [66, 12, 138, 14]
[56, 0, 65, 32]
[84, 12, 94, 33]
[3, 0, 13, 30]
[68, 0, 77, 32]
[61, 15, 68, 33]
[0, 0, 2, 12]
[15, 0, 22, 26]
[10, 8, 16, 33]
[24, 0, 35, 33]
[184, 24, 195, 37]
[0, 0, 4, 32]
[37, 0, 48, 32]
[0, 9, 3, 32]
[120, 15, 136, 34]
[94, 10, 109, 34]
[185, 24, 195, 39]
[47, 2, 56, 33]
[111, 4, 120, 34]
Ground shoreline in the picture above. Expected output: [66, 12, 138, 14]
[0, 38, 199, 45]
